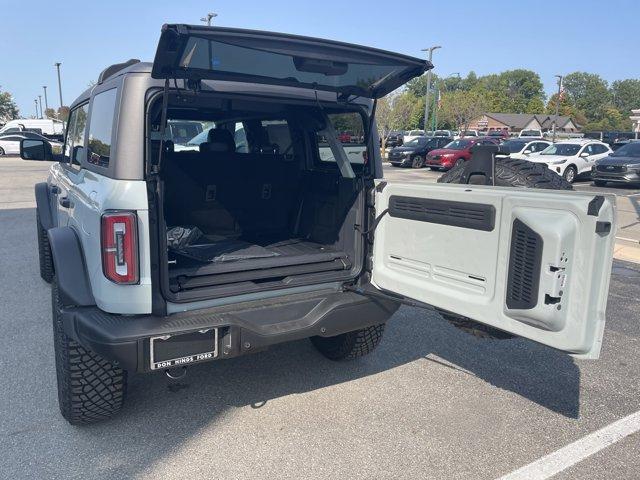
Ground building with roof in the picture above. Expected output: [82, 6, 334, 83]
[468, 113, 580, 134]
[631, 109, 640, 139]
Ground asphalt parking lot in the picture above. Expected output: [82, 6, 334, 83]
[1, 156, 639, 480]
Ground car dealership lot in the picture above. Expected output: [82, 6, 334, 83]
[1, 157, 639, 479]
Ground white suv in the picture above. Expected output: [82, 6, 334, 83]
[20, 24, 616, 425]
[527, 140, 612, 183]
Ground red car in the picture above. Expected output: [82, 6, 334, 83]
[425, 137, 500, 170]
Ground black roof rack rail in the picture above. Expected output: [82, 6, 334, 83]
[98, 59, 141, 84]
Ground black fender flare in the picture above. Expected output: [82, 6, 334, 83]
[35, 182, 54, 230]
[47, 227, 95, 307]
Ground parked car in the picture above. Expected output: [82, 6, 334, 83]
[519, 129, 543, 138]
[388, 136, 452, 168]
[591, 140, 640, 186]
[384, 130, 404, 147]
[0, 118, 65, 141]
[611, 139, 634, 151]
[501, 139, 551, 160]
[403, 129, 425, 143]
[526, 140, 612, 183]
[487, 130, 510, 141]
[425, 137, 499, 170]
[24, 24, 615, 426]
[460, 130, 479, 137]
[433, 130, 452, 137]
[0, 133, 61, 156]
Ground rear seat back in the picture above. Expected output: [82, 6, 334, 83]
[163, 130, 300, 241]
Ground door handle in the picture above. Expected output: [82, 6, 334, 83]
[58, 196, 73, 208]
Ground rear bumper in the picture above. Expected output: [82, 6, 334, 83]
[61, 289, 399, 373]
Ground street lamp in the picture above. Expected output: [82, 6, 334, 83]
[200, 12, 217, 26]
[54, 62, 64, 109]
[42, 86, 49, 114]
[552, 74, 563, 143]
[421, 45, 441, 132]
[38, 95, 43, 119]
[34, 99, 39, 118]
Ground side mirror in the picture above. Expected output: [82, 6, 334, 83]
[580, 152, 589, 158]
[20, 139, 53, 161]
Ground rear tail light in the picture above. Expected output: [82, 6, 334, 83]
[101, 211, 139, 284]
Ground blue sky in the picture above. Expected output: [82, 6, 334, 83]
[1, 0, 638, 116]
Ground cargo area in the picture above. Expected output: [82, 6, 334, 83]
[151, 93, 369, 301]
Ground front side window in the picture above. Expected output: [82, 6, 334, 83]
[64, 104, 89, 167]
[540, 144, 580, 156]
[87, 89, 117, 168]
[444, 139, 473, 150]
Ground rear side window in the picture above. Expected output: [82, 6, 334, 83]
[64, 104, 89, 168]
[317, 112, 366, 164]
[87, 89, 117, 168]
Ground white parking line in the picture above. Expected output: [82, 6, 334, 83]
[497, 410, 640, 480]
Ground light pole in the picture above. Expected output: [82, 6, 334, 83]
[34, 99, 39, 118]
[38, 95, 43, 118]
[552, 75, 563, 143]
[54, 62, 63, 109]
[422, 46, 441, 133]
[42, 86, 49, 114]
[200, 12, 217, 26]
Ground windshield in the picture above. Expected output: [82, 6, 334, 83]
[502, 140, 527, 153]
[540, 144, 581, 156]
[521, 130, 541, 136]
[404, 137, 429, 147]
[612, 142, 640, 157]
[444, 139, 473, 150]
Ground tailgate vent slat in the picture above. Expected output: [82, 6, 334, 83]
[506, 219, 543, 310]
[388, 196, 495, 231]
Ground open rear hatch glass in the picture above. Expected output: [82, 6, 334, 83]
[151, 24, 430, 98]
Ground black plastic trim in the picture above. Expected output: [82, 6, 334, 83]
[47, 227, 96, 307]
[388, 196, 496, 232]
[61, 290, 399, 372]
[34, 182, 54, 230]
[587, 195, 605, 216]
[506, 219, 543, 310]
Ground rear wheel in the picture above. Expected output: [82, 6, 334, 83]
[311, 324, 385, 360]
[0, 147, 5, 156]
[563, 165, 577, 184]
[411, 155, 424, 169]
[36, 211, 54, 283]
[52, 277, 127, 425]
[453, 158, 465, 169]
[437, 157, 572, 338]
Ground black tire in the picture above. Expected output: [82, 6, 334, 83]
[562, 165, 577, 184]
[36, 211, 54, 283]
[437, 157, 571, 338]
[438, 156, 573, 190]
[0, 147, 5, 156]
[411, 155, 424, 169]
[593, 180, 607, 187]
[453, 158, 465, 169]
[311, 324, 385, 361]
[52, 278, 127, 425]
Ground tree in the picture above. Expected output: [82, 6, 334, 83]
[0, 87, 19, 123]
[439, 89, 489, 132]
[477, 70, 545, 113]
[57, 106, 70, 122]
[611, 79, 640, 115]
[562, 72, 610, 122]
[44, 108, 57, 119]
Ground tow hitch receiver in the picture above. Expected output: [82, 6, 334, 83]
[150, 328, 219, 370]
